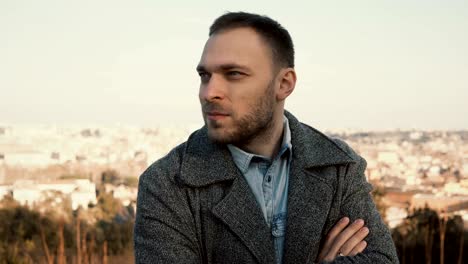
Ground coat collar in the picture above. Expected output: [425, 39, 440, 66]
[179, 110, 355, 187]
[178, 111, 357, 263]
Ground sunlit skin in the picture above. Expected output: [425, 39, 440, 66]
[197, 27, 296, 158]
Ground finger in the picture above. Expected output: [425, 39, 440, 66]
[349, 240, 367, 256]
[318, 217, 350, 260]
[339, 226, 369, 255]
[326, 219, 365, 259]
[323, 217, 350, 249]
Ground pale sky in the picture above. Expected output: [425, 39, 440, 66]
[1, 0, 467, 130]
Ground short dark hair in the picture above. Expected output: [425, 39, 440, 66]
[209, 12, 295, 69]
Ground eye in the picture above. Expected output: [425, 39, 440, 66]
[226, 71, 244, 79]
[198, 72, 211, 83]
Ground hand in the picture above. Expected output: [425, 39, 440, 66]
[316, 217, 369, 262]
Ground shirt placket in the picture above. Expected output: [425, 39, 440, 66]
[260, 161, 275, 226]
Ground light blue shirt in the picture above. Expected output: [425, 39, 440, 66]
[227, 116, 292, 264]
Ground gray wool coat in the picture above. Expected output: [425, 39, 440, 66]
[134, 112, 399, 264]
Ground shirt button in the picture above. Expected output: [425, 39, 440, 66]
[267, 176, 272, 182]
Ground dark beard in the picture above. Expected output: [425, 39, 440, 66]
[204, 80, 276, 145]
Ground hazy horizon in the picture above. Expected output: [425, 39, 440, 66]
[1, 0, 467, 130]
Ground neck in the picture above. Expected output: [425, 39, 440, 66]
[235, 110, 284, 159]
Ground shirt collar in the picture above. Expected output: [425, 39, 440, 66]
[179, 110, 356, 188]
[228, 116, 293, 174]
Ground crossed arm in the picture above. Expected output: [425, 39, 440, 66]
[134, 150, 398, 263]
[135, 169, 370, 264]
[317, 216, 369, 262]
[315, 145, 399, 263]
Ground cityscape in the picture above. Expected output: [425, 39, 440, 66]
[2, 1, 467, 263]
[0, 124, 467, 263]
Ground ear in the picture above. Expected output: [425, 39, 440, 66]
[276, 68, 296, 101]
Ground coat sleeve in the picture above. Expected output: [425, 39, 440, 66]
[322, 141, 399, 264]
[134, 149, 202, 264]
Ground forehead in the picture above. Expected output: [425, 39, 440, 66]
[199, 27, 273, 71]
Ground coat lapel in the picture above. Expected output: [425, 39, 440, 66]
[211, 175, 275, 263]
[283, 112, 356, 264]
[283, 160, 336, 263]
[179, 127, 275, 263]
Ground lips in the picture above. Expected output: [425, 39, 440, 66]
[206, 111, 229, 121]
[202, 102, 230, 121]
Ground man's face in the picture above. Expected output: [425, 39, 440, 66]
[197, 27, 278, 145]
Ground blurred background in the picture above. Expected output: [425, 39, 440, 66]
[0, 0, 467, 263]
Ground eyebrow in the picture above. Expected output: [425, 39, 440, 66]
[196, 63, 250, 73]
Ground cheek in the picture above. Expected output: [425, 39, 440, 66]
[233, 95, 257, 117]
[198, 86, 204, 102]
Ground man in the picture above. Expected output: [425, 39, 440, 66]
[134, 12, 398, 264]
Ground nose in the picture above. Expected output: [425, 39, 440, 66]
[199, 75, 225, 102]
